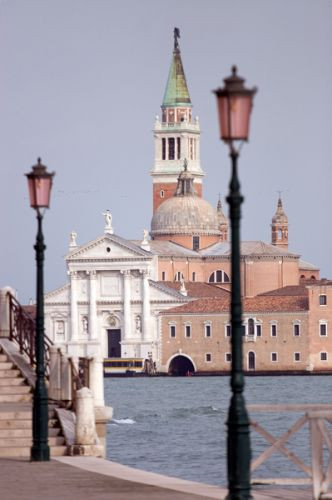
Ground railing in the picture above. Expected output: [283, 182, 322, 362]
[8, 292, 53, 376]
[7, 293, 90, 404]
[248, 404, 332, 500]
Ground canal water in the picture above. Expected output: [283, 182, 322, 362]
[105, 375, 332, 486]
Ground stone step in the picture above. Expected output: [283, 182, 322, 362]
[0, 386, 31, 395]
[0, 428, 31, 438]
[0, 426, 61, 437]
[0, 377, 25, 386]
[0, 362, 13, 370]
[0, 394, 32, 403]
[0, 445, 67, 458]
[0, 436, 65, 447]
[0, 354, 8, 362]
[0, 369, 21, 378]
[0, 410, 31, 420]
[0, 419, 31, 429]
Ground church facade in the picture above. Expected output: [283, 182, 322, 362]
[44, 31, 325, 373]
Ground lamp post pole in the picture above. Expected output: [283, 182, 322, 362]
[26, 158, 55, 462]
[214, 67, 257, 499]
[31, 210, 50, 461]
[226, 147, 251, 499]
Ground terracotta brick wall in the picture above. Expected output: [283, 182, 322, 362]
[161, 311, 312, 372]
[153, 182, 202, 213]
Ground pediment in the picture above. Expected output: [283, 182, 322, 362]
[66, 234, 151, 261]
[149, 281, 189, 302]
[45, 284, 70, 303]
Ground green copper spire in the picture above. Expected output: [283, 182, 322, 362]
[162, 28, 192, 108]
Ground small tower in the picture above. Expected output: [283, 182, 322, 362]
[216, 197, 228, 242]
[150, 28, 204, 214]
[271, 197, 288, 249]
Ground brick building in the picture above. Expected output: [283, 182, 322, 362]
[160, 280, 332, 374]
[44, 30, 327, 373]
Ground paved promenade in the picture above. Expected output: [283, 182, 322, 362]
[0, 456, 312, 500]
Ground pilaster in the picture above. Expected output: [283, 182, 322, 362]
[69, 271, 79, 341]
[87, 270, 98, 340]
[121, 270, 132, 341]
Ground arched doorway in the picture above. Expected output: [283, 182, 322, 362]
[168, 355, 195, 376]
[248, 351, 256, 371]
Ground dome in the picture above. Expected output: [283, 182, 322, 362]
[151, 195, 221, 236]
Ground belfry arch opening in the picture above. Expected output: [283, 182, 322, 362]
[168, 355, 195, 376]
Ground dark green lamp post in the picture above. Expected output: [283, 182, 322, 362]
[26, 158, 55, 461]
[214, 67, 257, 499]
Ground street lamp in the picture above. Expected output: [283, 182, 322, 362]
[214, 67, 257, 499]
[25, 158, 55, 461]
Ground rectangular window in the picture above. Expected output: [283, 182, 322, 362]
[320, 295, 327, 305]
[177, 137, 181, 159]
[293, 324, 300, 337]
[294, 352, 301, 362]
[205, 325, 211, 338]
[192, 272, 196, 282]
[170, 325, 176, 338]
[189, 138, 194, 159]
[256, 324, 262, 337]
[320, 323, 327, 336]
[226, 325, 231, 337]
[185, 325, 191, 338]
[225, 353, 232, 362]
[321, 352, 328, 361]
[193, 236, 200, 251]
[162, 138, 166, 160]
[168, 138, 175, 160]
[205, 353, 212, 362]
[271, 352, 278, 362]
[271, 324, 277, 337]
[162, 271, 166, 281]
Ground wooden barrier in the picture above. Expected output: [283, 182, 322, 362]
[248, 404, 332, 499]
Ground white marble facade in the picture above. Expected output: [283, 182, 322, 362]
[44, 231, 188, 367]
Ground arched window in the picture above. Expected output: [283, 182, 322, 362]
[208, 270, 230, 283]
[248, 318, 255, 337]
[174, 272, 184, 282]
[248, 351, 256, 371]
[160, 190, 165, 198]
[278, 229, 282, 239]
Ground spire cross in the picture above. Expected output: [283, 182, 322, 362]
[174, 27, 180, 50]
[277, 190, 282, 199]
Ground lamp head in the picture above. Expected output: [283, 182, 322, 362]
[25, 158, 55, 210]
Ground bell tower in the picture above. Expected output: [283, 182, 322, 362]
[271, 196, 289, 249]
[150, 28, 204, 214]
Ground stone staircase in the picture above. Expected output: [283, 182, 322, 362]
[0, 349, 67, 457]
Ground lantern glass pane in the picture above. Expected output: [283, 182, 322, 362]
[35, 177, 52, 207]
[229, 95, 252, 140]
[27, 177, 37, 207]
[217, 94, 253, 141]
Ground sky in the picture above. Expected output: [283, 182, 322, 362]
[1, 0, 331, 303]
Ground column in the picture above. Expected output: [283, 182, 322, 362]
[89, 356, 105, 407]
[88, 270, 98, 340]
[122, 270, 131, 340]
[69, 271, 78, 341]
[142, 270, 151, 341]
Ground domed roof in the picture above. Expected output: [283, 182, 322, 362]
[151, 195, 221, 236]
[272, 197, 288, 224]
[151, 162, 220, 237]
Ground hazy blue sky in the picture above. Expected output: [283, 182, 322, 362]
[1, 0, 331, 303]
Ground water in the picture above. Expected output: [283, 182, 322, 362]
[105, 375, 332, 486]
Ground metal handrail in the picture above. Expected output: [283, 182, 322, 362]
[8, 292, 53, 377]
